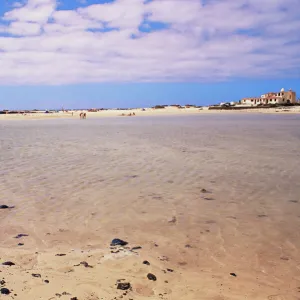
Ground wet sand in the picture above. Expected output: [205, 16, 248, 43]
[1, 115, 300, 299]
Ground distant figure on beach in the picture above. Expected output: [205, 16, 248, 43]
[119, 112, 136, 117]
[79, 113, 86, 119]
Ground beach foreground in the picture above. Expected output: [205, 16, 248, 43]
[1, 115, 300, 299]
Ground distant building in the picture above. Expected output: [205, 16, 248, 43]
[241, 88, 297, 106]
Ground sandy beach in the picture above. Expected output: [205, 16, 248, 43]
[1, 106, 300, 121]
[1, 114, 300, 300]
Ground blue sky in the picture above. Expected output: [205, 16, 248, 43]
[0, 0, 300, 109]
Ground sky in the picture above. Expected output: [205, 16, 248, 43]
[0, 0, 300, 109]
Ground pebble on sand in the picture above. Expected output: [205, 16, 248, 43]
[117, 282, 131, 290]
[2, 261, 15, 266]
[131, 246, 142, 251]
[32, 274, 41, 278]
[110, 239, 128, 247]
[74, 261, 93, 268]
[0, 205, 9, 209]
[1, 288, 11, 295]
[143, 260, 150, 265]
[230, 273, 237, 277]
[14, 234, 29, 239]
[147, 273, 157, 281]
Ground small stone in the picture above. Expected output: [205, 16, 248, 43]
[117, 282, 131, 290]
[0, 205, 9, 209]
[230, 273, 237, 277]
[166, 268, 174, 272]
[70, 298, 78, 300]
[62, 292, 71, 295]
[18, 243, 24, 246]
[131, 246, 142, 251]
[1, 288, 10, 295]
[143, 260, 150, 265]
[147, 273, 157, 281]
[32, 273, 41, 278]
[14, 234, 29, 239]
[44, 280, 49, 284]
[74, 261, 93, 268]
[56, 254, 66, 256]
[110, 239, 128, 247]
[0, 280, 5, 285]
[201, 189, 208, 193]
[185, 244, 192, 248]
[2, 261, 15, 266]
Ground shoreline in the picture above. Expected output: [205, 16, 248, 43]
[1, 106, 300, 121]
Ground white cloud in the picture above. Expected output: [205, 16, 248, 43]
[0, 0, 299, 85]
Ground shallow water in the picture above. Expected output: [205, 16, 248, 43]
[1, 114, 300, 299]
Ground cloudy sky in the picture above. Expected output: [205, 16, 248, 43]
[0, 0, 299, 109]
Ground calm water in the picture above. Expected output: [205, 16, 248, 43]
[1, 114, 300, 298]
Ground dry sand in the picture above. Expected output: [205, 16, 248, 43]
[1, 114, 300, 300]
[1, 106, 300, 121]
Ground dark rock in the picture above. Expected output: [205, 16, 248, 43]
[18, 243, 24, 246]
[62, 292, 71, 295]
[166, 268, 174, 272]
[147, 273, 157, 281]
[32, 273, 41, 278]
[110, 239, 128, 247]
[117, 282, 131, 290]
[230, 273, 237, 277]
[56, 254, 66, 256]
[1, 288, 11, 295]
[203, 197, 214, 201]
[201, 189, 208, 193]
[0, 205, 14, 209]
[185, 244, 192, 248]
[14, 234, 29, 239]
[131, 246, 142, 251]
[74, 261, 93, 268]
[70, 298, 78, 300]
[44, 280, 49, 283]
[0, 280, 5, 285]
[2, 261, 15, 266]
[143, 260, 150, 265]
[0, 205, 9, 209]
